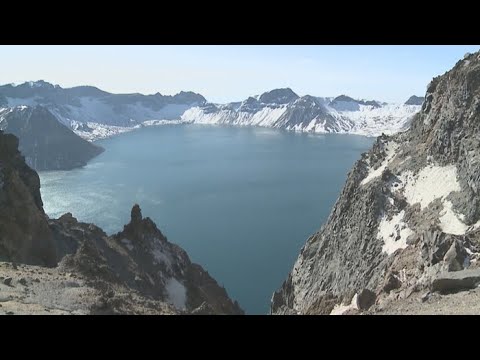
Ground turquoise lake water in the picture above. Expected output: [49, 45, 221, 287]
[39, 125, 374, 314]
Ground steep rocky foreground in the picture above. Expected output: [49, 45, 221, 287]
[271, 52, 480, 315]
[0, 131, 242, 314]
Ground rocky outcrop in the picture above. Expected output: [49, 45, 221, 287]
[0, 131, 242, 314]
[271, 51, 480, 315]
[49, 205, 243, 314]
[431, 269, 480, 293]
[0, 105, 104, 170]
[50, 206, 243, 314]
[0, 130, 56, 266]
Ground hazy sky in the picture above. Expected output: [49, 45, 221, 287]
[1, 45, 479, 103]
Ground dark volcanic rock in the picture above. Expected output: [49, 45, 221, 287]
[0, 131, 56, 266]
[357, 289, 376, 310]
[382, 273, 402, 293]
[421, 231, 455, 266]
[130, 204, 143, 225]
[431, 269, 480, 293]
[53, 204, 244, 314]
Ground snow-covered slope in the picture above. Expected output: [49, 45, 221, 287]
[0, 81, 206, 128]
[181, 90, 422, 137]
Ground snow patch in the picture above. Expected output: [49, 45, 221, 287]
[6, 97, 38, 107]
[361, 141, 398, 185]
[181, 105, 289, 128]
[377, 210, 412, 255]
[120, 238, 134, 251]
[329, 104, 419, 137]
[440, 200, 480, 235]
[142, 119, 190, 127]
[402, 165, 460, 209]
[72, 121, 135, 142]
[152, 247, 172, 269]
[166, 278, 186, 310]
[394, 165, 480, 235]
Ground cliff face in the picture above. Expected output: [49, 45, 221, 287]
[0, 132, 242, 314]
[272, 52, 480, 315]
[0, 130, 56, 266]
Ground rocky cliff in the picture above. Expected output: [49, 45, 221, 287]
[0, 105, 104, 170]
[0, 130, 57, 266]
[0, 131, 242, 314]
[271, 52, 480, 315]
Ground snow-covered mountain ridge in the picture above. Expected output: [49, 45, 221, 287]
[182, 89, 423, 137]
[0, 80, 206, 128]
[1, 82, 424, 140]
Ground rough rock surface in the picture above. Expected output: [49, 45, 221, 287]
[46, 207, 243, 314]
[271, 51, 480, 315]
[431, 269, 480, 293]
[0, 130, 56, 266]
[0, 131, 242, 314]
[368, 287, 480, 315]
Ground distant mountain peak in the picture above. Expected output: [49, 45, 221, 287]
[404, 95, 425, 106]
[172, 91, 206, 105]
[258, 88, 299, 104]
[294, 95, 321, 106]
[2, 80, 57, 90]
[332, 94, 356, 103]
[331, 95, 380, 106]
[29, 80, 49, 86]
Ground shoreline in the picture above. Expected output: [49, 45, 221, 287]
[74, 119, 398, 143]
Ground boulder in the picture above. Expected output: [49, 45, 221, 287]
[443, 240, 468, 272]
[356, 289, 376, 310]
[431, 269, 480, 293]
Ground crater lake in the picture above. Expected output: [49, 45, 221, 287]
[39, 124, 374, 314]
